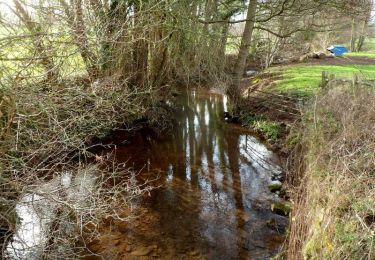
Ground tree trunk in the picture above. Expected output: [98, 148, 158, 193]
[150, 3, 170, 88]
[203, 0, 214, 36]
[73, 0, 99, 79]
[131, 3, 149, 88]
[208, 0, 220, 50]
[219, 21, 230, 58]
[227, 0, 257, 114]
[58, 0, 99, 79]
[356, 19, 367, 52]
[102, 0, 129, 74]
[350, 18, 358, 52]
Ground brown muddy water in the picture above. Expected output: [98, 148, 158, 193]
[90, 89, 288, 259]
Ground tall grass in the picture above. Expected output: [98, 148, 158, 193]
[287, 83, 375, 259]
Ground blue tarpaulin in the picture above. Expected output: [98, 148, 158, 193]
[327, 45, 348, 56]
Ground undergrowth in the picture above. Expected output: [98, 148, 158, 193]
[241, 113, 282, 142]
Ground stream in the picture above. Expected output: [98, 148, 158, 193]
[6, 88, 287, 260]
[96, 88, 288, 259]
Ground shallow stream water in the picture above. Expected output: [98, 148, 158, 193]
[7, 88, 287, 260]
[100, 89, 287, 259]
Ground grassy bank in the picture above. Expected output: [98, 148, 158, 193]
[267, 64, 375, 96]
[287, 83, 375, 259]
[345, 52, 375, 58]
[240, 112, 285, 146]
[242, 59, 375, 259]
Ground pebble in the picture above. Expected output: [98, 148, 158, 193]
[190, 250, 199, 256]
[242, 214, 251, 222]
[130, 246, 153, 256]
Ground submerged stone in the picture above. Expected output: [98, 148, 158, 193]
[271, 201, 292, 216]
[269, 180, 283, 192]
[130, 246, 153, 256]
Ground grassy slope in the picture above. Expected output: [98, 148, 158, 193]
[243, 39, 375, 144]
[345, 52, 375, 58]
[268, 38, 375, 259]
[241, 37, 375, 259]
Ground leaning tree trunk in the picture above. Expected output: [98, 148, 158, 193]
[203, 0, 214, 36]
[208, 0, 220, 50]
[227, 0, 257, 114]
[73, 0, 99, 79]
[150, 2, 171, 89]
[131, 3, 149, 89]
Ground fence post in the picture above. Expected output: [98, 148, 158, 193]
[352, 73, 359, 88]
[352, 73, 361, 95]
[320, 71, 329, 88]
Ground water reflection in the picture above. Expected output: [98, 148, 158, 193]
[113, 88, 286, 259]
[7, 170, 96, 259]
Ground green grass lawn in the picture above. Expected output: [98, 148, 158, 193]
[267, 64, 375, 96]
[345, 52, 375, 58]
[270, 38, 375, 96]
[344, 38, 375, 58]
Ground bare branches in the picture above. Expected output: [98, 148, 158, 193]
[0, 53, 156, 258]
[11, 0, 59, 83]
